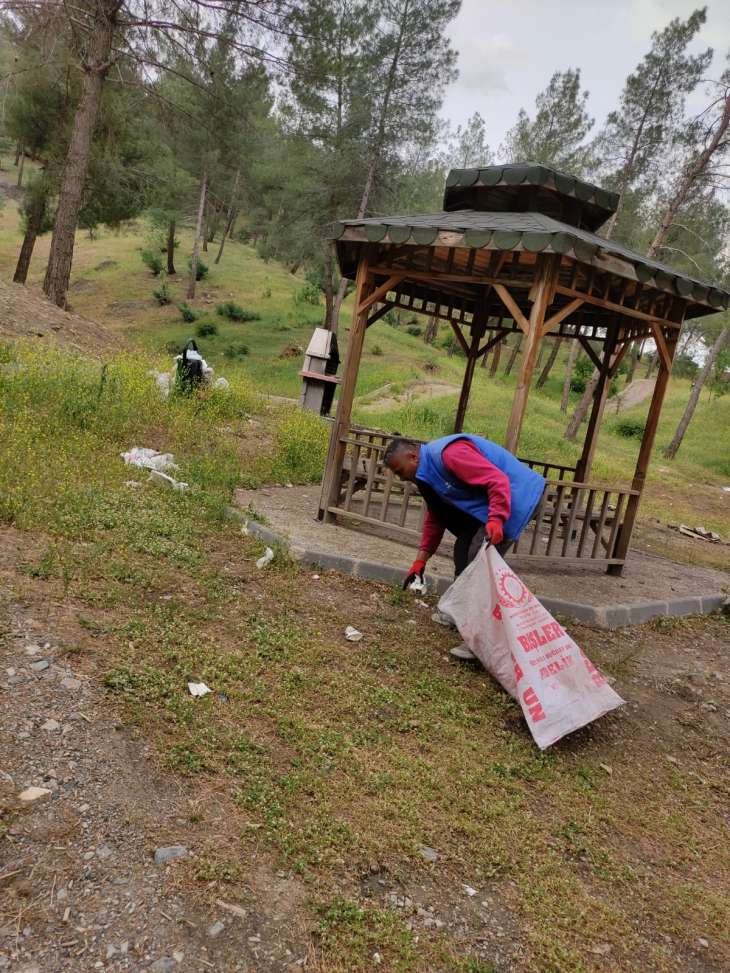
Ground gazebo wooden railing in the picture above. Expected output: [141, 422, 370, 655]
[324, 422, 637, 565]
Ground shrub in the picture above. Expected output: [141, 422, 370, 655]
[178, 302, 198, 323]
[142, 250, 164, 276]
[195, 321, 218, 338]
[152, 282, 171, 305]
[267, 408, 329, 484]
[223, 342, 250, 358]
[614, 417, 646, 439]
[262, 287, 272, 298]
[293, 284, 321, 306]
[188, 258, 209, 281]
[570, 357, 594, 394]
[371, 344, 384, 356]
[216, 301, 261, 323]
[406, 325, 422, 337]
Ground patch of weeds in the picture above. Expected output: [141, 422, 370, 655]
[371, 344, 384, 356]
[386, 583, 406, 606]
[195, 320, 218, 337]
[647, 615, 685, 634]
[28, 543, 56, 580]
[0, 342, 15, 364]
[216, 300, 260, 322]
[265, 408, 329, 484]
[188, 258, 209, 281]
[246, 501, 267, 523]
[62, 644, 87, 658]
[615, 417, 646, 439]
[247, 613, 305, 661]
[178, 301, 198, 323]
[167, 742, 209, 775]
[223, 342, 250, 358]
[141, 250, 164, 276]
[152, 281, 171, 305]
[464, 959, 498, 973]
[292, 283, 321, 306]
[314, 895, 417, 972]
[262, 287, 272, 298]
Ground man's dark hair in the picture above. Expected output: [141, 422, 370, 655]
[383, 438, 420, 466]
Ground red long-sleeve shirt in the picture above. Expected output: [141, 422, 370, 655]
[418, 439, 511, 555]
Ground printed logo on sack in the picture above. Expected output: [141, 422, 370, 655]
[495, 567, 532, 609]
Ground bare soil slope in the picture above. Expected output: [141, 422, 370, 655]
[0, 280, 126, 357]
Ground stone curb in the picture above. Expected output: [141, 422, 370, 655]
[227, 509, 727, 630]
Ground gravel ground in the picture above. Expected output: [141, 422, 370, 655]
[0, 613, 311, 973]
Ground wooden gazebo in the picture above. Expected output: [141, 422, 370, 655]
[317, 163, 729, 575]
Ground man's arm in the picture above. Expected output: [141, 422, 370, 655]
[442, 440, 511, 535]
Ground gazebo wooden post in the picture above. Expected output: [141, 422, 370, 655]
[574, 316, 621, 483]
[453, 295, 489, 433]
[320, 250, 374, 523]
[609, 329, 679, 575]
[504, 255, 559, 454]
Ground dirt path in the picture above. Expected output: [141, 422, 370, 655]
[608, 378, 656, 412]
[358, 380, 460, 412]
[0, 606, 312, 972]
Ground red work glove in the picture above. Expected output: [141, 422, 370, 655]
[403, 558, 427, 590]
[484, 520, 504, 547]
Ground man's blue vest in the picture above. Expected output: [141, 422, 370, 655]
[415, 434, 545, 540]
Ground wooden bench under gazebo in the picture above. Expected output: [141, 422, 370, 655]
[316, 163, 729, 575]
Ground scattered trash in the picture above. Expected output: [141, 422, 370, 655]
[408, 577, 427, 594]
[666, 755, 679, 765]
[591, 944, 612, 956]
[216, 899, 247, 918]
[658, 467, 671, 473]
[698, 938, 709, 948]
[148, 469, 189, 492]
[418, 847, 438, 861]
[416, 599, 429, 608]
[213, 376, 230, 391]
[240, 522, 249, 535]
[256, 547, 275, 569]
[599, 763, 613, 775]
[462, 884, 477, 896]
[121, 447, 178, 472]
[124, 480, 143, 488]
[438, 545, 625, 749]
[188, 682, 211, 697]
[373, 953, 382, 965]
[345, 626, 363, 642]
[312, 574, 320, 580]
[19, 786, 52, 802]
[723, 487, 730, 493]
[207, 921, 225, 938]
[669, 524, 722, 543]
[219, 695, 227, 702]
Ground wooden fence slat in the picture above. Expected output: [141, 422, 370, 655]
[380, 468, 395, 522]
[606, 493, 626, 558]
[344, 443, 361, 510]
[529, 488, 549, 555]
[591, 493, 612, 559]
[561, 486, 581, 556]
[546, 484, 567, 556]
[576, 490, 596, 557]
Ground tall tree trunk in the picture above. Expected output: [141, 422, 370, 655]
[665, 327, 729, 459]
[480, 345, 490, 368]
[489, 339, 503, 377]
[504, 334, 522, 376]
[43, 1, 122, 308]
[561, 338, 579, 413]
[648, 93, 730, 257]
[535, 342, 546, 369]
[166, 220, 176, 275]
[564, 358, 603, 442]
[423, 316, 438, 344]
[228, 209, 238, 239]
[16, 149, 24, 188]
[625, 340, 643, 383]
[202, 201, 209, 252]
[214, 168, 240, 266]
[289, 262, 300, 276]
[187, 174, 207, 300]
[13, 186, 48, 284]
[14, 142, 20, 166]
[447, 334, 459, 357]
[645, 350, 658, 379]
[328, 1, 408, 332]
[535, 337, 561, 389]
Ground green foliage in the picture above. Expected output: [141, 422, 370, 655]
[223, 342, 250, 358]
[142, 250, 165, 276]
[371, 344, 384, 356]
[216, 301, 261, 322]
[614, 417, 646, 439]
[266, 408, 329, 484]
[189, 258, 209, 281]
[152, 281, 171, 305]
[293, 283, 321, 306]
[406, 325, 422, 337]
[179, 301, 198, 323]
[570, 356, 594, 393]
[195, 321, 218, 338]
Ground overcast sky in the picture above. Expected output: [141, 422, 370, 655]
[440, 0, 730, 156]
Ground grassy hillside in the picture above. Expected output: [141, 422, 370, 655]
[1, 165, 728, 542]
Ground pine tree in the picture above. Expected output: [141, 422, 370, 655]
[595, 8, 712, 240]
[501, 69, 594, 175]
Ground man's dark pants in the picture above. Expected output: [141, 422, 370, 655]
[416, 479, 542, 579]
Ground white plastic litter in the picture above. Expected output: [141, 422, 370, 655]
[150, 370, 175, 398]
[256, 547, 274, 569]
[213, 377, 230, 391]
[345, 626, 363, 642]
[438, 545, 625, 749]
[148, 469, 189, 492]
[462, 885, 477, 896]
[188, 682, 211, 697]
[121, 447, 178, 472]
[724, 487, 730, 493]
[409, 577, 427, 594]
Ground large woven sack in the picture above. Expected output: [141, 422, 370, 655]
[438, 544, 625, 748]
